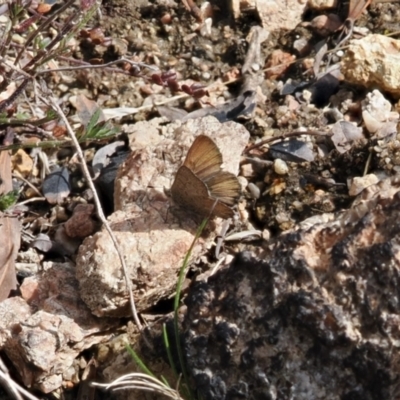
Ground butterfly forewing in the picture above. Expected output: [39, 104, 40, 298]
[183, 135, 223, 179]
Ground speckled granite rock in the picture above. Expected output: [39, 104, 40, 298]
[183, 176, 400, 400]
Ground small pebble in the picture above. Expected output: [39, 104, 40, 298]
[200, 18, 212, 37]
[247, 182, 261, 199]
[348, 174, 379, 196]
[275, 211, 290, 224]
[11, 34, 24, 44]
[237, 176, 248, 191]
[58, 84, 69, 93]
[292, 200, 303, 211]
[160, 13, 172, 24]
[262, 229, 271, 241]
[293, 37, 308, 54]
[273, 158, 289, 175]
[302, 90, 312, 102]
[191, 57, 201, 65]
[54, 205, 69, 222]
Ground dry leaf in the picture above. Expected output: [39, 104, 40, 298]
[75, 94, 105, 127]
[0, 82, 16, 102]
[348, 0, 371, 21]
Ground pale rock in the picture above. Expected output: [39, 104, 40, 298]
[307, 0, 337, 9]
[310, 13, 342, 36]
[244, 0, 308, 31]
[348, 174, 379, 196]
[361, 89, 399, 137]
[0, 297, 32, 347]
[342, 34, 400, 97]
[273, 158, 289, 175]
[76, 116, 250, 317]
[2, 262, 115, 392]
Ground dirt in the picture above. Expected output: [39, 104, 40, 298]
[3, 0, 400, 398]
[66, 0, 387, 238]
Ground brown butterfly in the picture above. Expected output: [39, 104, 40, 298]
[170, 135, 241, 219]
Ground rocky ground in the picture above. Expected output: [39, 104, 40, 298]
[1, 0, 400, 399]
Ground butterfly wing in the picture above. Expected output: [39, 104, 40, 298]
[171, 166, 209, 211]
[199, 196, 235, 218]
[183, 135, 223, 180]
[171, 166, 235, 218]
[205, 172, 241, 205]
[171, 135, 240, 219]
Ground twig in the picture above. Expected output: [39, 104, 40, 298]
[13, 173, 43, 197]
[14, 0, 76, 66]
[180, 0, 202, 21]
[363, 149, 373, 176]
[0, 356, 40, 400]
[17, 197, 47, 206]
[0, 77, 30, 113]
[244, 130, 331, 153]
[0, 56, 33, 79]
[49, 98, 143, 332]
[36, 57, 158, 75]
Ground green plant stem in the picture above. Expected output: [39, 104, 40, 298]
[173, 218, 209, 400]
[126, 346, 156, 378]
[0, 113, 57, 127]
[163, 323, 179, 379]
[0, 133, 118, 152]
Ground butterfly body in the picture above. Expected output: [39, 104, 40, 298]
[171, 135, 241, 219]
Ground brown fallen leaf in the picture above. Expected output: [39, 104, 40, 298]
[0, 150, 19, 301]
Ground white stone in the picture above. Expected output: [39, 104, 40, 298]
[308, 0, 337, 10]
[361, 90, 399, 136]
[274, 158, 289, 175]
[348, 174, 379, 197]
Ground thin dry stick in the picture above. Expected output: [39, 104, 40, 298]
[35, 57, 158, 75]
[0, 356, 39, 400]
[13, 173, 43, 197]
[50, 98, 143, 331]
[244, 130, 331, 153]
[363, 149, 373, 176]
[0, 56, 33, 79]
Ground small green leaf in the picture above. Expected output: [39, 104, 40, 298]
[86, 108, 101, 134]
[14, 112, 30, 120]
[0, 190, 19, 211]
